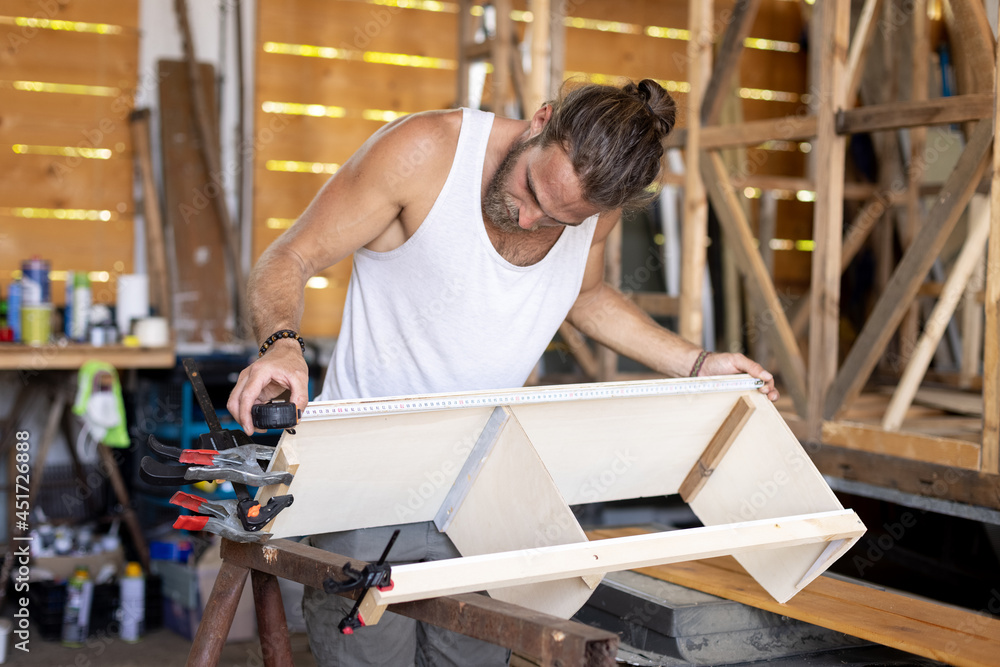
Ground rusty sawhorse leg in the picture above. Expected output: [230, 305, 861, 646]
[188, 538, 619, 667]
[187, 557, 294, 667]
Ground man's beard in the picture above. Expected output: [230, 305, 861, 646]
[482, 136, 536, 233]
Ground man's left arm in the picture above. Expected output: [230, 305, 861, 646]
[565, 212, 779, 401]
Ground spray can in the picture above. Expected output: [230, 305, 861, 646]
[8, 281, 21, 343]
[71, 272, 91, 342]
[21, 304, 51, 346]
[119, 562, 145, 642]
[62, 566, 94, 646]
[21, 257, 50, 306]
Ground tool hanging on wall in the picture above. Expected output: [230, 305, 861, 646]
[139, 358, 294, 542]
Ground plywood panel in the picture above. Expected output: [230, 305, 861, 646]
[0, 152, 132, 210]
[262, 378, 857, 608]
[258, 0, 456, 57]
[0, 30, 137, 87]
[159, 59, 234, 344]
[443, 409, 595, 618]
[1, 0, 139, 27]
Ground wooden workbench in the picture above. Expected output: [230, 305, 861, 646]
[0, 342, 175, 371]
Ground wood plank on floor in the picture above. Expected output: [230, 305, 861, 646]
[588, 527, 1000, 667]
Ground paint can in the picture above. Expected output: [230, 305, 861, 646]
[21, 304, 51, 346]
[21, 258, 51, 306]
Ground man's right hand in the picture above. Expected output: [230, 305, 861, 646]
[227, 341, 310, 434]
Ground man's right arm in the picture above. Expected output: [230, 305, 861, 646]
[226, 112, 452, 433]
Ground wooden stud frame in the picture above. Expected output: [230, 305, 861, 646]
[258, 377, 864, 624]
[666, 0, 1000, 499]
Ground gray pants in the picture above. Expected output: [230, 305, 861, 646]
[303, 522, 511, 667]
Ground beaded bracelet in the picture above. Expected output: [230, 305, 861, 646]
[258, 329, 306, 358]
[689, 350, 710, 377]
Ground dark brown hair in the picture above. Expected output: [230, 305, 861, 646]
[538, 78, 676, 211]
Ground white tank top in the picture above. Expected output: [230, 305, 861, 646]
[318, 108, 599, 400]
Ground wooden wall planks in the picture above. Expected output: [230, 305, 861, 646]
[0, 0, 138, 302]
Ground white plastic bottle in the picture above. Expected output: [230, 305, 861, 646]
[119, 561, 145, 642]
[71, 272, 91, 342]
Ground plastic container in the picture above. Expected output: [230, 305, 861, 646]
[71, 271, 91, 342]
[61, 566, 93, 646]
[21, 304, 51, 346]
[21, 257, 50, 306]
[7, 281, 20, 343]
[119, 562, 145, 642]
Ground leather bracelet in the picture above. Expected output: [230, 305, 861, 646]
[258, 329, 306, 358]
[689, 350, 710, 377]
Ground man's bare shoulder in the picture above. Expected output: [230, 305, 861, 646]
[365, 109, 462, 159]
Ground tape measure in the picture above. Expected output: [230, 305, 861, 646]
[251, 400, 300, 430]
[297, 375, 764, 422]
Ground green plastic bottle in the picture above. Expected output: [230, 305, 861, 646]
[61, 566, 93, 646]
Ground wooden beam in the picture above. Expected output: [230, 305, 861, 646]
[662, 172, 879, 200]
[456, 0, 473, 106]
[679, 0, 712, 345]
[493, 0, 513, 113]
[557, 322, 599, 380]
[257, 442, 300, 534]
[547, 0, 565, 101]
[840, 94, 994, 132]
[822, 421, 981, 470]
[129, 109, 172, 328]
[667, 115, 817, 150]
[898, 0, 931, 369]
[824, 119, 993, 420]
[598, 221, 622, 380]
[959, 254, 985, 390]
[667, 95, 992, 153]
[809, 444, 1000, 511]
[368, 511, 864, 610]
[701, 0, 761, 125]
[525, 0, 549, 115]
[792, 195, 895, 338]
[679, 396, 756, 502]
[807, 0, 849, 440]
[625, 292, 678, 317]
[221, 539, 620, 665]
[702, 151, 808, 416]
[882, 196, 990, 432]
[844, 0, 883, 107]
[984, 2, 1000, 475]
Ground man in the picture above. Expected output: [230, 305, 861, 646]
[228, 78, 778, 666]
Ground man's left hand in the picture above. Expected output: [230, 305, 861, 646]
[698, 352, 779, 402]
